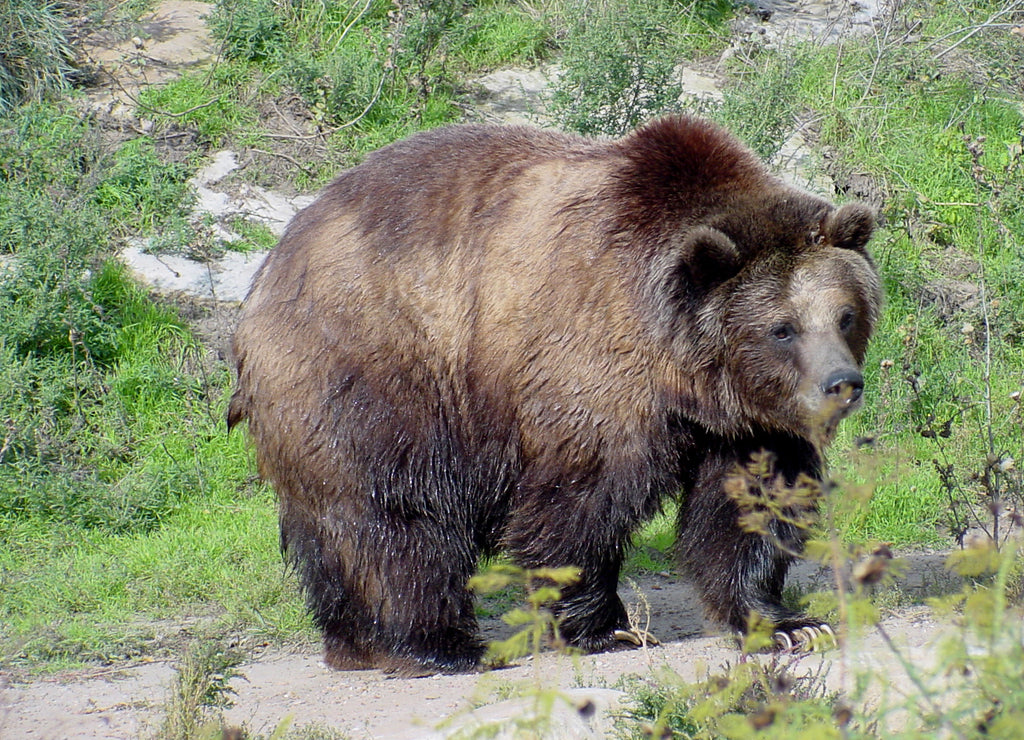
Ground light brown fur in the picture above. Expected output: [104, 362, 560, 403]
[230, 116, 881, 672]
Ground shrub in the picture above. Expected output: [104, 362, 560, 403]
[550, 0, 732, 136]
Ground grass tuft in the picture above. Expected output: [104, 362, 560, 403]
[0, 0, 77, 112]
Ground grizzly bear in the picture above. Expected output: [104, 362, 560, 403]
[228, 115, 881, 675]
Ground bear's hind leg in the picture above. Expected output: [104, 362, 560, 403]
[285, 503, 485, 674]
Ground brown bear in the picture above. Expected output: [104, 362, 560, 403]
[228, 115, 881, 675]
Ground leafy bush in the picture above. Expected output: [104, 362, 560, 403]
[0, 102, 101, 207]
[550, 0, 732, 136]
[0, 258, 201, 533]
[711, 46, 807, 160]
[0, 193, 117, 362]
[205, 0, 555, 159]
[206, 0, 287, 63]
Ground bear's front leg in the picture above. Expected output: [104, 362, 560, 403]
[677, 433, 834, 650]
[502, 466, 663, 653]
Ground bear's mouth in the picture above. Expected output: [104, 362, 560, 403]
[823, 391, 862, 439]
[802, 385, 863, 445]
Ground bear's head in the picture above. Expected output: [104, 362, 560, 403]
[657, 200, 882, 445]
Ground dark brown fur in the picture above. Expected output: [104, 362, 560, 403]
[229, 115, 881, 673]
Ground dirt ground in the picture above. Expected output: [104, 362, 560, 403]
[0, 555, 961, 740]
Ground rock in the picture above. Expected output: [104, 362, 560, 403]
[121, 242, 267, 303]
[468, 66, 559, 127]
[120, 150, 317, 303]
[771, 126, 834, 195]
[676, 67, 725, 103]
[733, 0, 884, 46]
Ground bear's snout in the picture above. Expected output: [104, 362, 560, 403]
[821, 369, 864, 409]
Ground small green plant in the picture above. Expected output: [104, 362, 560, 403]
[615, 487, 1024, 739]
[448, 4, 551, 70]
[138, 64, 260, 144]
[468, 562, 581, 668]
[207, 0, 287, 64]
[156, 638, 245, 740]
[926, 538, 1024, 736]
[711, 43, 808, 160]
[550, 0, 732, 136]
[725, 450, 822, 550]
[94, 138, 195, 236]
[227, 216, 279, 252]
[617, 652, 840, 739]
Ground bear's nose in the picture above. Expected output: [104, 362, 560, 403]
[823, 370, 863, 405]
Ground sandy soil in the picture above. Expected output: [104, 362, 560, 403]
[1, 556, 961, 739]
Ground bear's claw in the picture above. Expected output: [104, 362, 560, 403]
[613, 628, 661, 647]
[772, 624, 836, 652]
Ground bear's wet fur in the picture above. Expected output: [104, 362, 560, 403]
[229, 115, 882, 674]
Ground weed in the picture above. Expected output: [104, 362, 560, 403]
[227, 216, 278, 252]
[616, 504, 1024, 739]
[711, 43, 809, 160]
[616, 651, 839, 739]
[94, 137, 196, 236]
[725, 450, 822, 553]
[207, 0, 287, 64]
[469, 563, 581, 668]
[550, 0, 732, 136]
[205, 0, 554, 162]
[448, 3, 551, 70]
[156, 638, 245, 740]
[138, 64, 261, 145]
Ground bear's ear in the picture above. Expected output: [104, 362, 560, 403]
[675, 226, 742, 291]
[823, 203, 875, 252]
[650, 227, 740, 322]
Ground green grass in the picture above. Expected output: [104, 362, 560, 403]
[0, 86, 306, 666]
[0, 488, 309, 669]
[227, 216, 278, 252]
[138, 63, 262, 145]
[448, 4, 552, 70]
[94, 138, 196, 236]
[0, 260, 311, 669]
[199, 0, 556, 164]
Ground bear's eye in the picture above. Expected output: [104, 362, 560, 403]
[771, 323, 796, 342]
[839, 309, 856, 333]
